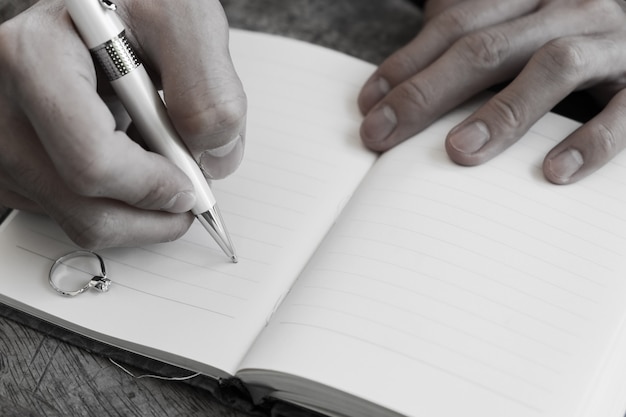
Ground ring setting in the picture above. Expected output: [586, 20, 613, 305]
[48, 250, 111, 297]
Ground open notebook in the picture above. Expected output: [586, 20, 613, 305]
[2, 29, 626, 417]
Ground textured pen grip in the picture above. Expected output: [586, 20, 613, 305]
[90, 30, 140, 81]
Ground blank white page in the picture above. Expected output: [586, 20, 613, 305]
[239, 103, 626, 417]
[0, 30, 377, 376]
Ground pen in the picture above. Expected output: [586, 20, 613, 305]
[64, 0, 238, 262]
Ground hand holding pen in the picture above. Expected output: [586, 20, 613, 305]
[0, 0, 246, 253]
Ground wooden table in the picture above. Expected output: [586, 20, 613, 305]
[0, 308, 253, 417]
[0, 1, 422, 415]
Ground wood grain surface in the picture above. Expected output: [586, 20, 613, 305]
[0, 316, 252, 417]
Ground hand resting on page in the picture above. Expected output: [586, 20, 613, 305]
[359, 0, 626, 184]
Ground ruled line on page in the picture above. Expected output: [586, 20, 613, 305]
[276, 320, 546, 414]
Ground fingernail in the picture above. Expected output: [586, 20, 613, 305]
[447, 121, 490, 154]
[546, 148, 584, 182]
[200, 134, 245, 179]
[360, 76, 391, 110]
[361, 105, 397, 144]
[161, 191, 196, 213]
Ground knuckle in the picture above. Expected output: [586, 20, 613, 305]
[591, 123, 619, 158]
[380, 51, 422, 82]
[488, 94, 528, 133]
[0, 9, 59, 93]
[534, 39, 587, 85]
[456, 30, 511, 70]
[433, 7, 476, 37]
[397, 79, 435, 112]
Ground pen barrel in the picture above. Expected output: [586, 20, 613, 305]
[64, 0, 124, 48]
[110, 69, 216, 214]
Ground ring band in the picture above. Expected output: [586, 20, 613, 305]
[48, 250, 111, 297]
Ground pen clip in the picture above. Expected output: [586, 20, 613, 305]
[99, 0, 117, 11]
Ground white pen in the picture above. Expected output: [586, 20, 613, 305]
[64, 0, 237, 262]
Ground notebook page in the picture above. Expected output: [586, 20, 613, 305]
[0, 30, 377, 376]
[239, 104, 626, 417]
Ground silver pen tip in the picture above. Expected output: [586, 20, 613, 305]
[195, 206, 237, 262]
